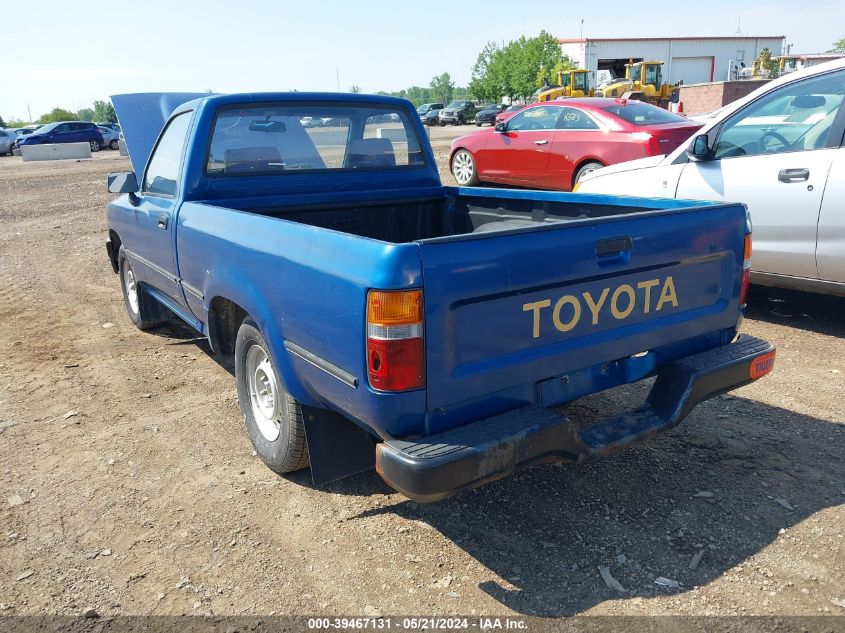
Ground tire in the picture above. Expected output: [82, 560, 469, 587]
[451, 149, 480, 186]
[89, 139, 101, 152]
[574, 161, 604, 187]
[476, 122, 482, 127]
[235, 319, 309, 474]
[109, 140, 119, 150]
[439, 121, 446, 127]
[118, 249, 167, 330]
[457, 116, 465, 125]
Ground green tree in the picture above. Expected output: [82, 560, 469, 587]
[77, 108, 95, 121]
[0, 115, 5, 128]
[6, 119, 29, 128]
[92, 100, 117, 122]
[754, 47, 779, 77]
[348, 85, 361, 94]
[469, 41, 501, 102]
[468, 31, 572, 102]
[38, 107, 78, 123]
[832, 38, 845, 53]
[429, 72, 455, 104]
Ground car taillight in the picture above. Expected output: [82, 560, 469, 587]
[367, 289, 424, 392]
[739, 233, 752, 307]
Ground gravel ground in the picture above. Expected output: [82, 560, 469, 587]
[0, 138, 842, 620]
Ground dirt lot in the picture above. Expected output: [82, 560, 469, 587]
[0, 137, 843, 620]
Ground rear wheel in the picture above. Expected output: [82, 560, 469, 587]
[235, 319, 309, 474]
[574, 161, 604, 187]
[109, 139, 119, 150]
[89, 139, 100, 152]
[452, 149, 479, 186]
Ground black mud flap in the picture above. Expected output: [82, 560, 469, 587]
[302, 406, 376, 485]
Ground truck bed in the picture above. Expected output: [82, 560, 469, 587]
[205, 186, 704, 244]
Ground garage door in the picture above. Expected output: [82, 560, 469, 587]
[671, 57, 713, 85]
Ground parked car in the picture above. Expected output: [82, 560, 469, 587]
[11, 125, 43, 140]
[495, 104, 527, 124]
[98, 125, 120, 150]
[422, 109, 442, 126]
[0, 129, 15, 155]
[577, 58, 845, 297]
[416, 102, 444, 120]
[104, 91, 774, 502]
[450, 99, 701, 190]
[16, 121, 104, 152]
[438, 100, 477, 125]
[474, 104, 507, 126]
[97, 122, 121, 133]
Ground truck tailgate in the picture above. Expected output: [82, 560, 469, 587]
[418, 202, 746, 429]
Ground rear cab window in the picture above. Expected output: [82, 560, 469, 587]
[206, 104, 425, 176]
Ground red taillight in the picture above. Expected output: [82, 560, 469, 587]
[739, 234, 752, 306]
[367, 290, 425, 392]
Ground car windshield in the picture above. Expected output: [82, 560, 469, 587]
[603, 102, 688, 126]
[417, 104, 431, 112]
[206, 104, 425, 176]
[446, 101, 463, 108]
[32, 123, 57, 134]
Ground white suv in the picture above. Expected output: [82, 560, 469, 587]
[576, 58, 845, 297]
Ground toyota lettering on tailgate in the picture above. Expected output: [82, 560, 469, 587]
[522, 276, 679, 338]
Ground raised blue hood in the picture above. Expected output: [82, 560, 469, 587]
[111, 92, 208, 177]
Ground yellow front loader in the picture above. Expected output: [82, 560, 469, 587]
[537, 69, 594, 102]
[596, 61, 676, 108]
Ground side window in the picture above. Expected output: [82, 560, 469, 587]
[555, 107, 600, 130]
[507, 106, 562, 131]
[72, 123, 89, 131]
[143, 112, 192, 196]
[714, 69, 845, 159]
[53, 124, 69, 133]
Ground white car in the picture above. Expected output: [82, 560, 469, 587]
[577, 58, 845, 297]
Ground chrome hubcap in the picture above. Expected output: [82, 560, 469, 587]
[578, 166, 598, 182]
[245, 344, 281, 442]
[453, 151, 474, 184]
[124, 265, 139, 315]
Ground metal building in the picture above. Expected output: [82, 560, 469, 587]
[559, 36, 786, 86]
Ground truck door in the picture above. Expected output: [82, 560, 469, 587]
[125, 111, 193, 307]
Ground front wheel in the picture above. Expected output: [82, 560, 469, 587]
[235, 319, 309, 474]
[452, 149, 480, 186]
[89, 139, 100, 152]
[118, 249, 167, 330]
[574, 161, 604, 188]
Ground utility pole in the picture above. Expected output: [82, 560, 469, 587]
[336, 67, 340, 92]
[26, 103, 32, 122]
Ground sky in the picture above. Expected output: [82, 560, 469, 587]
[1, 0, 843, 122]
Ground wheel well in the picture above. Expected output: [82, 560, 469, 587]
[572, 158, 606, 189]
[108, 230, 122, 273]
[207, 297, 248, 355]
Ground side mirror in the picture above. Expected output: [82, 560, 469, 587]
[494, 122, 507, 133]
[107, 171, 138, 194]
[687, 134, 714, 161]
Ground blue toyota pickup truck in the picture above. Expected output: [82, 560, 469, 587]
[105, 92, 776, 502]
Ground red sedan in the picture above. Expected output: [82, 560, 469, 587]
[450, 98, 702, 191]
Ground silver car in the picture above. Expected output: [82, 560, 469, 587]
[0, 129, 15, 155]
[97, 126, 120, 150]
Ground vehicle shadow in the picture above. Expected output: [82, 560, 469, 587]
[151, 318, 236, 376]
[747, 285, 845, 337]
[348, 388, 844, 616]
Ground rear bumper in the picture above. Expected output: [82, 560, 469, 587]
[376, 335, 775, 502]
